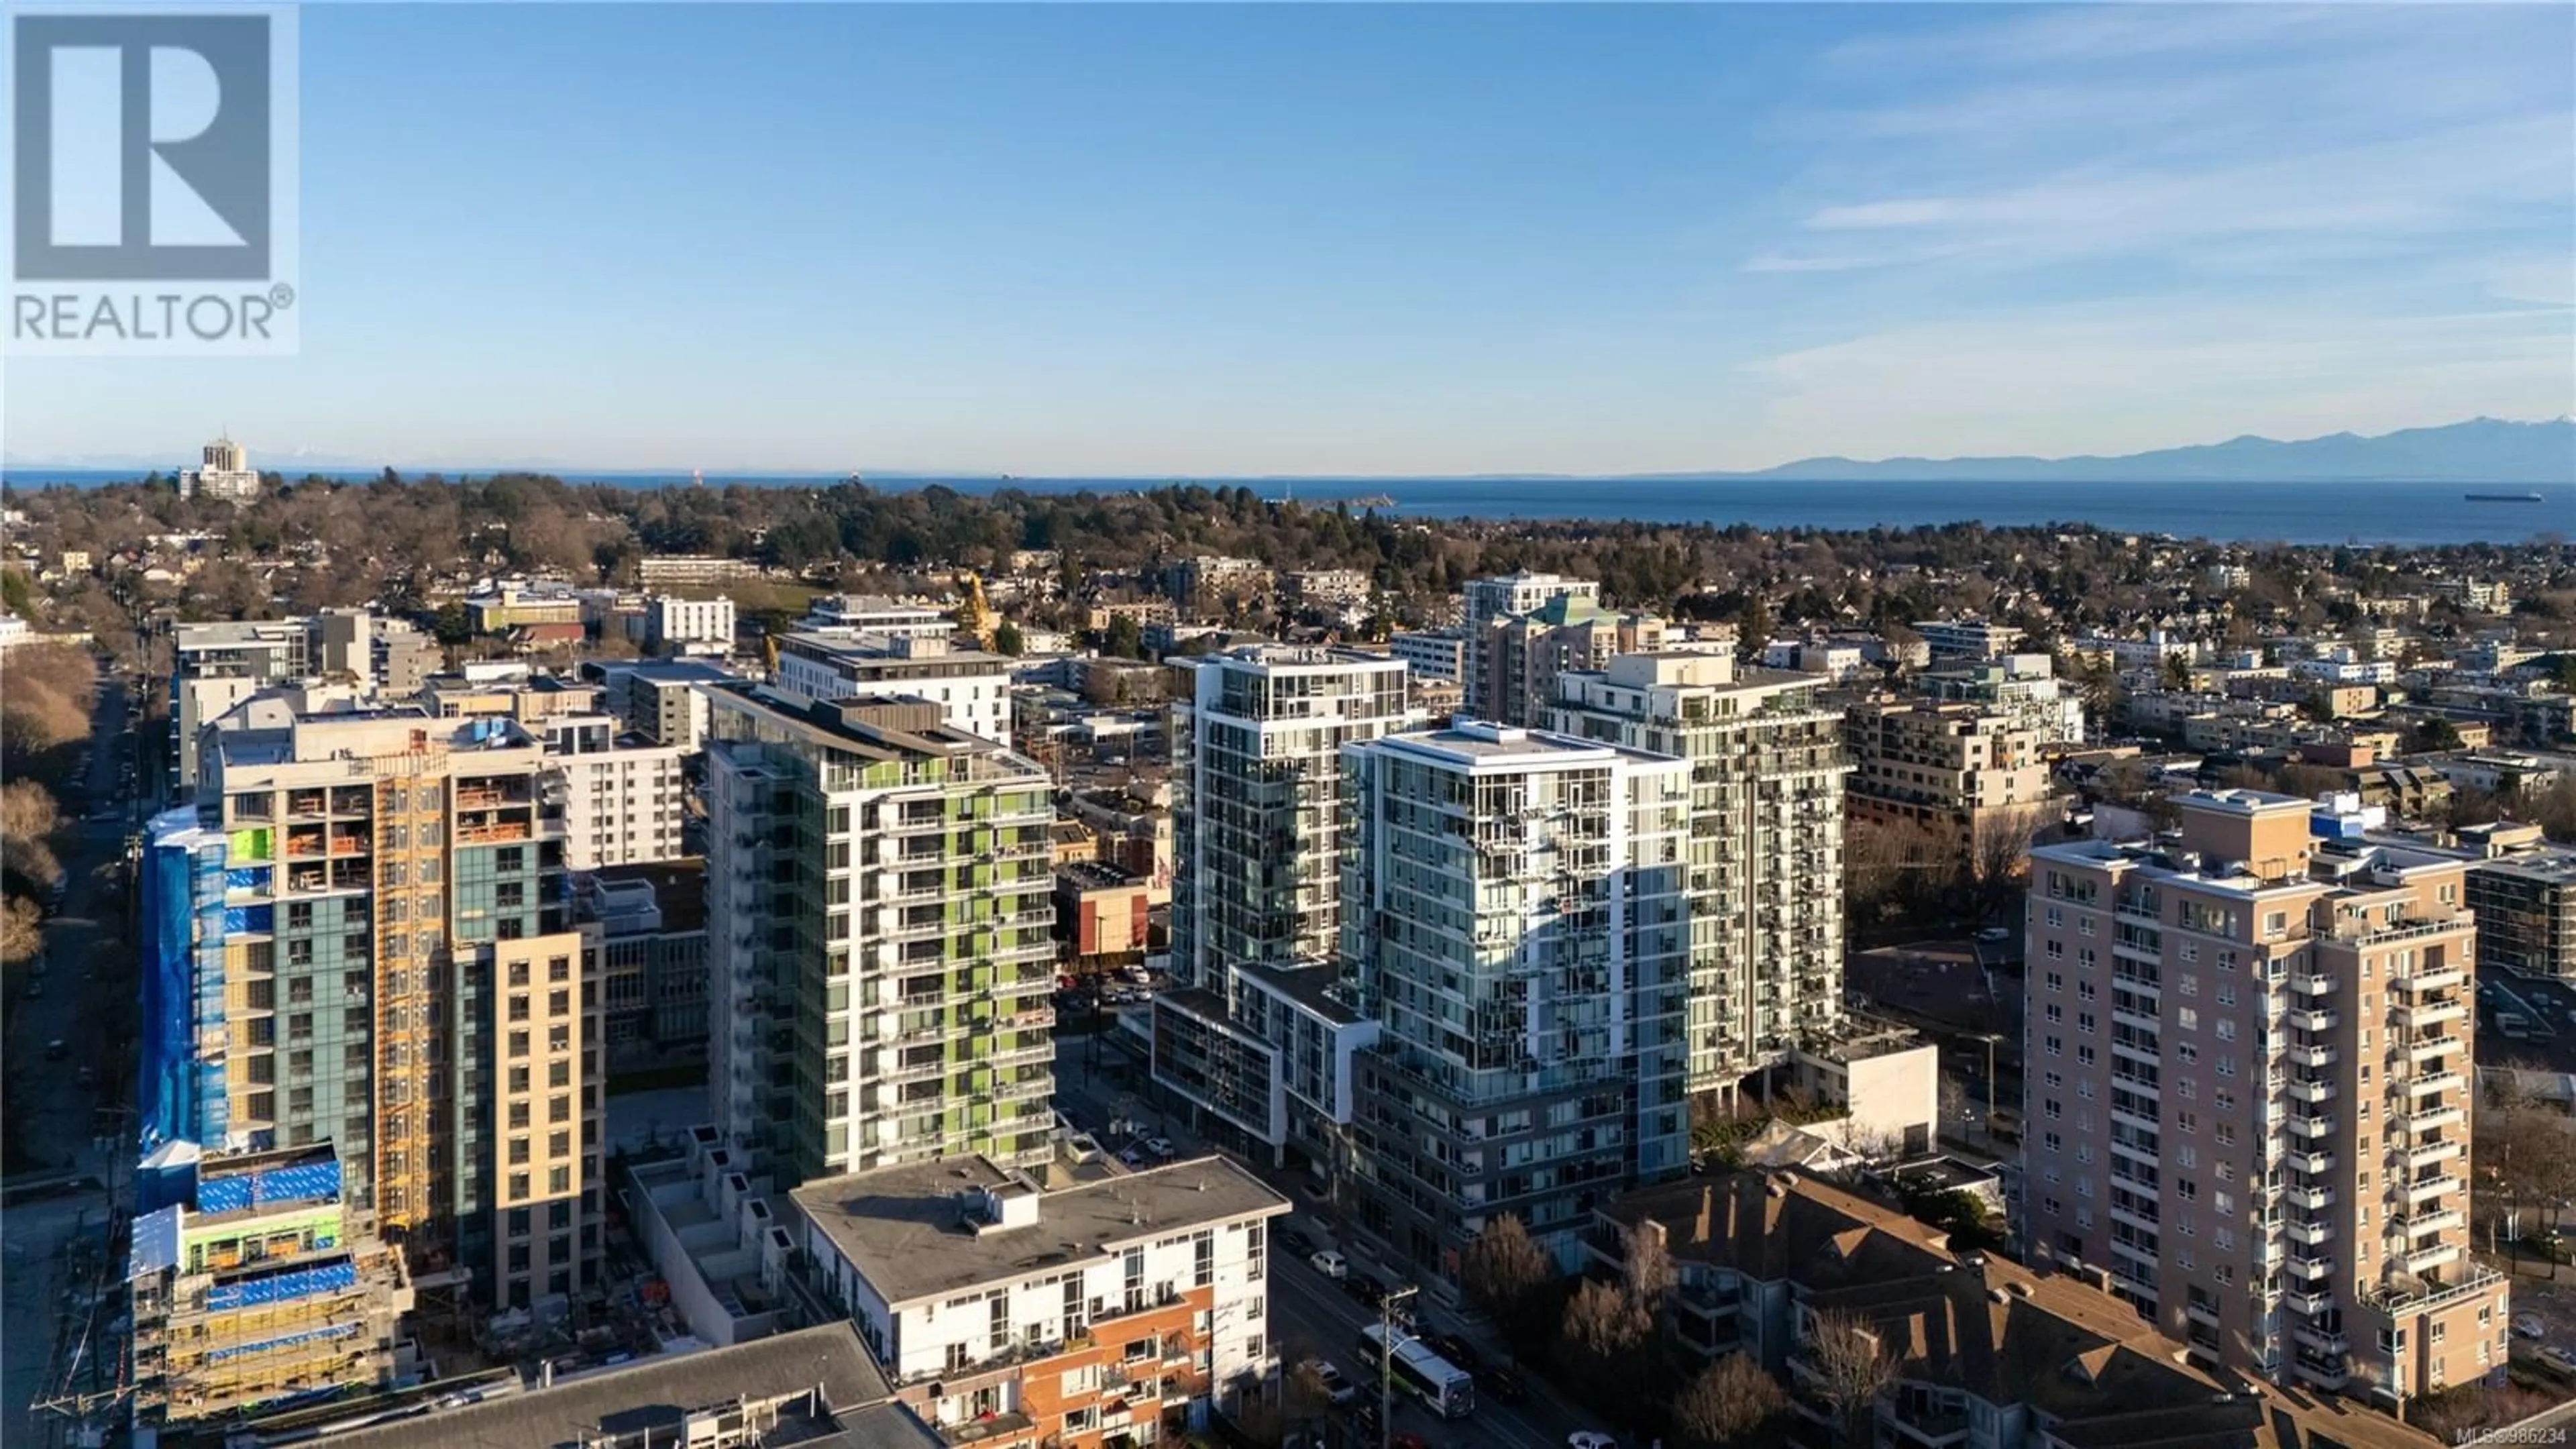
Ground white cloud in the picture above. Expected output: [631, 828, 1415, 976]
[1741, 301, 2575, 462]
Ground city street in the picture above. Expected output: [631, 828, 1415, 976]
[3, 672, 138, 1448]
[1051, 1042, 1604, 1449]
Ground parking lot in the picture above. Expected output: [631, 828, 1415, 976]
[2479, 971, 2576, 1074]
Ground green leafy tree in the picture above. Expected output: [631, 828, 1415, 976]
[1104, 613, 1143, 659]
[993, 621, 1025, 657]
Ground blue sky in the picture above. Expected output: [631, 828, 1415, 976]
[8, 2, 2571, 476]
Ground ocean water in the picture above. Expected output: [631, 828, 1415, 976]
[6, 469, 2566, 547]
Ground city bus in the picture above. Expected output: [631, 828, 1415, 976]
[1355, 1324, 1477, 1419]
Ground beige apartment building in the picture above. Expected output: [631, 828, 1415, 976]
[2025, 788, 2503, 1406]
[1845, 699, 2055, 851]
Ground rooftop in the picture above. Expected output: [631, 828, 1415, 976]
[708, 683, 1031, 768]
[790, 1154, 1289, 1307]
[1371, 720, 1660, 769]
[317, 1324, 907, 1449]
[1241, 961, 1367, 1026]
[1057, 859, 1143, 892]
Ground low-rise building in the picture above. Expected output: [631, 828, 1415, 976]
[2467, 849, 2576, 981]
[1914, 618, 2017, 661]
[649, 593, 737, 651]
[1589, 1169, 2437, 1449]
[1844, 699, 2057, 852]
[1387, 629, 1466, 682]
[804, 594, 957, 641]
[1057, 861, 1154, 972]
[125, 1144, 415, 1436]
[578, 859, 711, 1069]
[791, 1154, 1290, 1449]
[773, 632, 1016, 743]
[307, 1322, 937, 1449]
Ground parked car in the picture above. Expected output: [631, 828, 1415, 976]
[1346, 1275, 1388, 1309]
[1569, 1434, 1618, 1449]
[1479, 1365, 1528, 1403]
[1390, 1435, 1429, 1449]
[44, 1039, 68, 1061]
[1308, 1249, 1348, 1279]
[1280, 1227, 1316, 1258]
[2515, 1313, 2547, 1340]
[2544, 1346, 2576, 1375]
[1142, 1136, 1175, 1159]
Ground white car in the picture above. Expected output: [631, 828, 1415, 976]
[1309, 1359, 1358, 1406]
[1309, 1249, 1348, 1279]
[1142, 1136, 1175, 1158]
[1570, 1434, 1618, 1449]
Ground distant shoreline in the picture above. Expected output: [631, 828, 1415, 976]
[5, 470, 2566, 547]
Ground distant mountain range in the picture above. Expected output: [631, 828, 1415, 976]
[1701, 417, 2576, 484]
[7, 417, 2570, 484]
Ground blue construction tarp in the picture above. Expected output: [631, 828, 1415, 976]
[221, 904, 273, 934]
[198, 1158, 343, 1215]
[205, 1258, 357, 1312]
[224, 865, 271, 892]
[204, 1320, 359, 1364]
[140, 825, 204, 1150]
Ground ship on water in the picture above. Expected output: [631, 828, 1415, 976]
[2464, 491, 2545, 502]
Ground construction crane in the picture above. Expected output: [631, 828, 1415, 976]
[954, 572, 997, 649]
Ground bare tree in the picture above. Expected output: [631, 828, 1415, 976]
[1, 896, 42, 965]
[1621, 1223, 1676, 1311]
[1460, 1213, 1554, 1348]
[1968, 801, 2054, 918]
[1803, 1309, 1897, 1448]
[1672, 1353, 1788, 1449]
[1, 780, 63, 894]
[1557, 1279, 1657, 1428]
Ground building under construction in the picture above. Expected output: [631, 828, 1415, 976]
[140, 706, 596, 1318]
[125, 1143, 414, 1439]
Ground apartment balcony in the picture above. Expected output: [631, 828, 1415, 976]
[2288, 1113, 2334, 1140]
[2405, 1104, 2467, 1134]
[2404, 1070, 2465, 1099]
[2329, 914, 2470, 948]
[2406, 1175, 2464, 1205]
[2108, 1203, 2162, 1236]
[2293, 1354, 2352, 1391]
[2284, 1287, 2332, 1316]
[2361, 1262, 2505, 1313]
[2294, 1324, 2349, 1356]
[2286, 1042, 2337, 1070]
[2285, 1077, 2335, 1106]
[2286, 1008, 2337, 1033]
[2282, 1182, 2334, 1212]
[2285, 1218, 2332, 1247]
[2407, 1034, 2458, 1063]
[2282, 1148, 2331, 1176]
[2286, 1254, 2334, 1281]
[2396, 1208, 2467, 1236]
[2392, 998, 2467, 1030]
[2399, 1241, 2463, 1275]
[1885, 1403, 1970, 1449]
[2405, 1137, 2463, 1170]
[2184, 1299, 2222, 1329]
[2290, 973, 2336, 998]
[2398, 965, 2467, 995]
[936, 1411, 1036, 1447]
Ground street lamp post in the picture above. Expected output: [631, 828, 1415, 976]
[1379, 1285, 1417, 1449]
